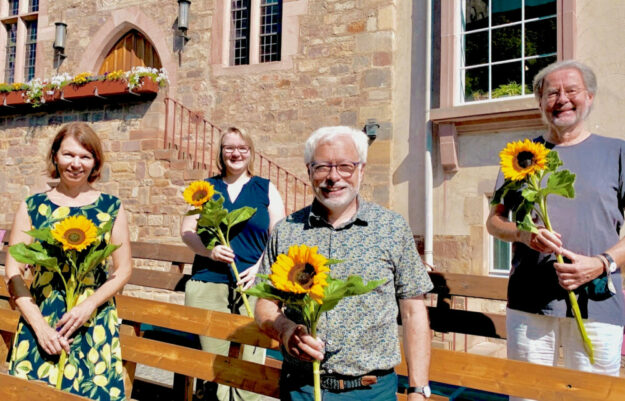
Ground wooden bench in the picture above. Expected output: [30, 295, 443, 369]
[2, 232, 625, 400]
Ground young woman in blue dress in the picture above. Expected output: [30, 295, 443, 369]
[181, 126, 285, 401]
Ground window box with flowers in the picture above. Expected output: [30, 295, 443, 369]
[0, 67, 168, 108]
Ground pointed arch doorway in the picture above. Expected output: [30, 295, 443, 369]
[98, 29, 162, 74]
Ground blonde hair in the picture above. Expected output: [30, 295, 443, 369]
[216, 127, 256, 176]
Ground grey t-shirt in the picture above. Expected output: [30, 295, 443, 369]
[495, 134, 625, 326]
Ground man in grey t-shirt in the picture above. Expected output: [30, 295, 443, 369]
[487, 60, 625, 401]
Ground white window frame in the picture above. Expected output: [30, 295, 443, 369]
[488, 207, 512, 276]
[458, 0, 558, 104]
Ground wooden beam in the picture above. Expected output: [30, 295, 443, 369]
[0, 372, 91, 400]
[129, 241, 195, 264]
[396, 348, 625, 401]
[127, 268, 189, 291]
[429, 272, 508, 301]
[120, 334, 281, 398]
[115, 295, 280, 350]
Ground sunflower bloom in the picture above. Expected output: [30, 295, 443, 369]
[183, 181, 215, 207]
[499, 139, 550, 181]
[270, 244, 331, 304]
[51, 215, 98, 251]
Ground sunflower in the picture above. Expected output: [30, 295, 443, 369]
[269, 244, 331, 304]
[51, 215, 98, 251]
[183, 181, 215, 207]
[499, 139, 550, 181]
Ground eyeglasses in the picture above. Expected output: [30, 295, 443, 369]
[309, 161, 361, 178]
[222, 145, 250, 154]
[543, 87, 586, 101]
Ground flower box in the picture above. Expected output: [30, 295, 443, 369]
[4, 90, 26, 106]
[130, 77, 160, 94]
[43, 90, 61, 103]
[62, 82, 99, 100]
[94, 80, 129, 96]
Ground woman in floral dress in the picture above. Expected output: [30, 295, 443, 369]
[4, 122, 132, 400]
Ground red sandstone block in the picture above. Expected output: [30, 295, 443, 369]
[141, 139, 159, 150]
[121, 141, 141, 152]
[130, 129, 160, 140]
[184, 169, 205, 180]
[373, 52, 392, 66]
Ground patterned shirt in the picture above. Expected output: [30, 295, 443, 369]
[259, 199, 433, 376]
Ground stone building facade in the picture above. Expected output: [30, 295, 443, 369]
[2, 0, 625, 284]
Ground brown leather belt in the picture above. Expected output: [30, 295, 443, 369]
[320, 368, 394, 391]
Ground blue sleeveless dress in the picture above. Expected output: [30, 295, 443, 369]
[8, 192, 125, 401]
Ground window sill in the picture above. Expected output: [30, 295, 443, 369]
[431, 97, 545, 134]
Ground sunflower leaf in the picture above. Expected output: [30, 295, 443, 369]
[244, 282, 287, 303]
[491, 179, 524, 206]
[9, 242, 59, 270]
[318, 276, 386, 313]
[544, 169, 576, 199]
[517, 211, 538, 234]
[25, 227, 56, 245]
[521, 187, 538, 202]
[546, 150, 563, 172]
[325, 258, 343, 266]
[224, 207, 257, 229]
[78, 244, 121, 281]
[198, 209, 228, 228]
[185, 208, 201, 216]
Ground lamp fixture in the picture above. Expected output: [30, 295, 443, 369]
[363, 119, 380, 144]
[178, 0, 191, 41]
[53, 22, 67, 59]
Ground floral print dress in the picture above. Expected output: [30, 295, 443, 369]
[8, 192, 125, 401]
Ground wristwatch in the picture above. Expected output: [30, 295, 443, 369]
[602, 253, 618, 273]
[600, 252, 618, 294]
[407, 385, 431, 398]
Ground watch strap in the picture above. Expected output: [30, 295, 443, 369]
[600, 253, 617, 294]
[407, 385, 431, 398]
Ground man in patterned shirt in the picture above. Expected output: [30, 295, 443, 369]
[255, 126, 434, 400]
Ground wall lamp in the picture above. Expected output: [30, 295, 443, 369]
[363, 118, 380, 144]
[178, 0, 191, 42]
[53, 22, 67, 59]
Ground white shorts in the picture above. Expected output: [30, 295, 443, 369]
[506, 308, 623, 401]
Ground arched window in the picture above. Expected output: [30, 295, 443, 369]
[99, 30, 161, 74]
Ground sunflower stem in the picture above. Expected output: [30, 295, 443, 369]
[216, 229, 254, 318]
[538, 193, 594, 364]
[56, 288, 78, 390]
[311, 321, 321, 401]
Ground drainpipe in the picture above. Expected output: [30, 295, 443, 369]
[423, 0, 434, 268]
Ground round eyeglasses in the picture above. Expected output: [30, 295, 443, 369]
[309, 161, 361, 178]
[222, 145, 250, 154]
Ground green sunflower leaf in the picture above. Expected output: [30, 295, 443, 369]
[224, 207, 257, 229]
[546, 150, 563, 172]
[9, 242, 58, 270]
[544, 169, 576, 199]
[319, 276, 386, 313]
[521, 187, 538, 202]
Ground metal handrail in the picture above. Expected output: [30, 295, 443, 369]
[164, 97, 312, 214]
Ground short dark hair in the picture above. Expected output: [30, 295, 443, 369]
[47, 122, 104, 183]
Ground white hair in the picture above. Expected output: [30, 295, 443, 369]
[304, 126, 369, 164]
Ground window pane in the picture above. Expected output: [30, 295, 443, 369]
[492, 25, 521, 62]
[492, 0, 521, 26]
[492, 237, 511, 271]
[525, 55, 556, 90]
[24, 21, 37, 81]
[259, 0, 282, 63]
[9, 0, 19, 16]
[525, 0, 556, 20]
[492, 61, 523, 98]
[29, 0, 40, 13]
[231, 0, 250, 65]
[5, 23, 17, 83]
[464, 0, 489, 31]
[525, 18, 556, 57]
[464, 31, 488, 66]
[464, 66, 489, 101]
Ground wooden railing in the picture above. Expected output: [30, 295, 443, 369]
[163, 97, 312, 214]
[2, 234, 625, 400]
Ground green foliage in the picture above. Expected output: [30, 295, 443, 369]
[491, 82, 531, 98]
